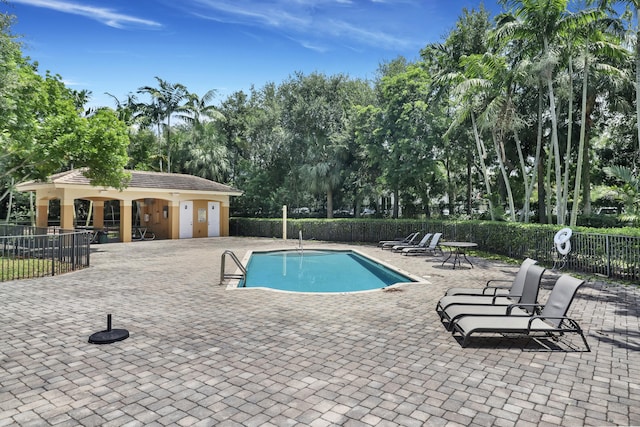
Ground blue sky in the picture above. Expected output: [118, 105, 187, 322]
[5, 0, 502, 109]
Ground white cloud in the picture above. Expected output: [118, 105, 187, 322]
[13, 0, 162, 29]
[323, 19, 413, 49]
[60, 77, 85, 87]
[191, 0, 310, 29]
[185, 0, 418, 51]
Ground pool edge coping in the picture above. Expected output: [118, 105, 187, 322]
[225, 247, 429, 294]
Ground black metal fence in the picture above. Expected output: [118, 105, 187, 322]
[230, 218, 640, 281]
[1, 224, 91, 282]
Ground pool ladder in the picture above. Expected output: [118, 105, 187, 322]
[220, 250, 247, 285]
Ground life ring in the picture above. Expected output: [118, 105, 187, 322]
[556, 239, 571, 255]
[554, 228, 572, 245]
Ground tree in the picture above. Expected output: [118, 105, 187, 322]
[137, 77, 189, 172]
[341, 80, 377, 217]
[595, 0, 640, 160]
[496, 0, 601, 224]
[174, 121, 230, 182]
[425, 6, 495, 218]
[3, 68, 129, 188]
[173, 89, 228, 180]
[278, 72, 363, 218]
[570, 18, 629, 226]
[80, 109, 131, 187]
[227, 84, 292, 217]
[380, 62, 438, 218]
[459, 53, 521, 221]
[217, 90, 250, 184]
[444, 62, 497, 220]
[1, 8, 130, 224]
[179, 89, 224, 126]
[603, 165, 640, 223]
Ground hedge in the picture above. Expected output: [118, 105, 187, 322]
[230, 218, 640, 281]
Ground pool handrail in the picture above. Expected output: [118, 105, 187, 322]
[220, 250, 247, 285]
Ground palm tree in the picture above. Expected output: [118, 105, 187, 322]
[71, 89, 92, 113]
[422, 7, 493, 217]
[444, 68, 496, 220]
[179, 89, 224, 126]
[300, 156, 343, 218]
[496, 0, 601, 224]
[570, 18, 629, 226]
[604, 165, 640, 224]
[461, 53, 519, 221]
[180, 122, 230, 182]
[105, 92, 139, 125]
[138, 77, 189, 172]
[594, 0, 640, 157]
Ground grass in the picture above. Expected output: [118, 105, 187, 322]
[1, 257, 56, 281]
[468, 249, 639, 287]
[467, 249, 520, 264]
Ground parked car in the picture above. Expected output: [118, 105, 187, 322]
[596, 207, 619, 215]
[332, 209, 352, 217]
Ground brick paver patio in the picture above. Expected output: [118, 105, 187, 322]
[1, 237, 639, 426]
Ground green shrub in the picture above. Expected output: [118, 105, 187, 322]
[230, 217, 640, 280]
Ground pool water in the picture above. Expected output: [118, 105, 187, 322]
[239, 250, 415, 293]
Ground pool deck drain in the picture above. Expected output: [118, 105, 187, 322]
[1, 237, 639, 426]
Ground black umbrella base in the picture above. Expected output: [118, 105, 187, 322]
[89, 328, 129, 344]
[89, 314, 129, 344]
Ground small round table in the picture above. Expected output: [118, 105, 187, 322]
[440, 242, 478, 269]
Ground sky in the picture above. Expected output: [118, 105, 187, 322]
[4, 0, 503, 109]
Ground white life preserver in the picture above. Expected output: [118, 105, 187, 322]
[554, 228, 572, 245]
[556, 239, 571, 255]
[554, 228, 572, 255]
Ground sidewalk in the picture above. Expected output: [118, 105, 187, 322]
[1, 237, 638, 426]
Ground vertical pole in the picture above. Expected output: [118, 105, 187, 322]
[282, 205, 287, 241]
[71, 233, 76, 270]
[86, 231, 90, 267]
[606, 234, 611, 278]
[220, 253, 226, 285]
[52, 234, 57, 277]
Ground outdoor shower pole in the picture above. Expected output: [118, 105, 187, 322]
[282, 205, 287, 241]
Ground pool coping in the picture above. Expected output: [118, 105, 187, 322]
[225, 247, 429, 294]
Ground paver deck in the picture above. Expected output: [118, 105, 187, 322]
[1, 237, 639, 426]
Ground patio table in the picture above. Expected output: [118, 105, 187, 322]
[440, 241, 478, 269]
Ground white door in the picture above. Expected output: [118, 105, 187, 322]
[208, 202, 220, 237]
[179, 201, 193, 239]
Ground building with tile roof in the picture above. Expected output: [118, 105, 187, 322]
[16, 169, 243, 242]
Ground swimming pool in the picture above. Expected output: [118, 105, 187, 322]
[237, 249, 417, 293]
